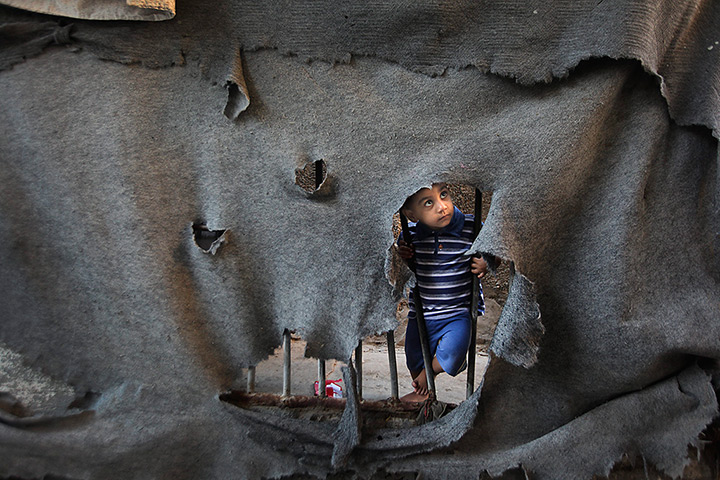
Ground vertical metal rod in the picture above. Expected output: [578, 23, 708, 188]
[510, 260, 515, 288]
[315, 158, 326, 398]
[355, 342, 363, 399]
[467, 189, 483, 399]
[318, 359, 326, 397]
[247, 366, 256, 393]
[400, 211, 436, 398]
[282, 330, 291, 397]
[412, 287, 436, 398]
[386, 330, 399, 399]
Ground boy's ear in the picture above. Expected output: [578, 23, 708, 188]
[401, 207, 419, 222]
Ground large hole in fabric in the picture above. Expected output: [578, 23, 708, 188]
[388, 183, 507, 406]
[220, 184, 507, 429]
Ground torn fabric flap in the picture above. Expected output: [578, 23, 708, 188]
[223, 48, 250, 120]
[489, 271, 544, 368]
[401, 363, 718, 480]
[0, 21, 72, 71]
[0, 0, 175, 21]
[331, 364, 361, 469]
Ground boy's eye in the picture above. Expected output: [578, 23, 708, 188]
[440, 190, 449, 199]
[424, 200, 433, 207]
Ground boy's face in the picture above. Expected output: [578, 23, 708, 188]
[403, 183, 454, 230]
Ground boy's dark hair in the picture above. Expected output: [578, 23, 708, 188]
[400, 194, 415, 214]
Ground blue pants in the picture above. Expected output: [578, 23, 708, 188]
[405, 311, 471, 377]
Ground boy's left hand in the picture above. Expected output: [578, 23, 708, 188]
[470, 256, 489, 279]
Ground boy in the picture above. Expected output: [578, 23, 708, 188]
[397, 183, 488, 402]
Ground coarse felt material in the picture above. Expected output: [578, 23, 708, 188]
[0, 0, 175, 21]
[0, 1, 719, 478]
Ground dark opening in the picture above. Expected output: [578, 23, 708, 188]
[192, 223, 227, 253]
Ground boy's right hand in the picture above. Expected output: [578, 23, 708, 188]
[396, 239, 414, 259]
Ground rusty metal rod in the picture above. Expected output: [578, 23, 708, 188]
[386, 330, 399, 399]
[355, 342, 363, 399]
[467, 188, 483, 399]
[318, 359, 326, 397]
[400, 211, 436, 399]
[247, 365, 256, 393]
[312, 162, 328, 399]
[282, 330, 291, 397]
[220, 390, 439, 412]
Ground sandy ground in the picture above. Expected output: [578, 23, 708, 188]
[244, 339, 490, 405]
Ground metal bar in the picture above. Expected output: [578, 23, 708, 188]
[386, 330, 399, 399]
[282, 330, 291, 397]
[510, 260, 515, 288]
[412, 281, 436, 398]
[247, 366, 256, 393]
[220, 390, 427, 413]
[400, 211, 436, 398]
[314, 161, 328, 399]
[318, 359, 326, 397]
[355, 342, 363, 399]
[467, 188, 483, 399]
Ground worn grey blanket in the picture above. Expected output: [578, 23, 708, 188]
[0, 1, 718, 478]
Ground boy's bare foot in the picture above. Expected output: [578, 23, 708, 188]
[400, 391, 428, 403]
[412, 370, 429, 396]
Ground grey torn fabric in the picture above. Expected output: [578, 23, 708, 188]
[0, 21, 72, 70]
[223, 49, 249, 120]
[331, 365, 360, 469]
[489, 272, 544, 368]
[396, 363, 718, 480]
[0, 0, 175, 21]
[0, 1, 719, 479]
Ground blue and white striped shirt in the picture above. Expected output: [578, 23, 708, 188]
[400, 206, 485, 322]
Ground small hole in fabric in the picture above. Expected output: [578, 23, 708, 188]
[295, 159, 327, 193]
[192, 223, 227, 254]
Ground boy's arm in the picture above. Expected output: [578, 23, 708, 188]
[470, 255, 501, 278]
[470, 256, 488, 279]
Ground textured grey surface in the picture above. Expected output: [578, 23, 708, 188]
[0, 0, 175, 21]
[0, 1, 719, 479]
